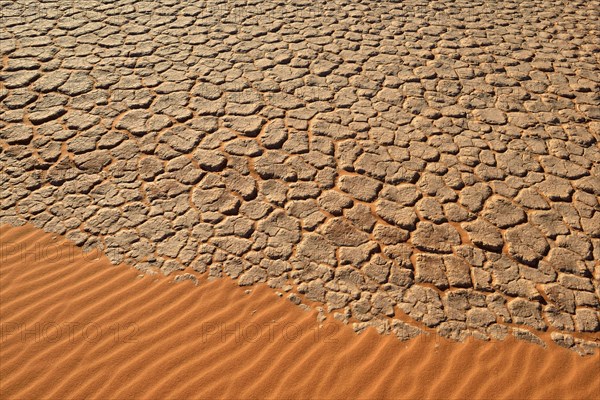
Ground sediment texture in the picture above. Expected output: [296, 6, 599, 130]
[1, 0, 599, 351]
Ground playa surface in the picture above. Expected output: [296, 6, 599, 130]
[1, 0, 600, 397]
[1, 224, 599, 399]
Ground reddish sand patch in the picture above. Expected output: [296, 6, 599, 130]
[1, 223, 598, 399]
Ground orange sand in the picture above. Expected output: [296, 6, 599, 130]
[1, 223, 599, 399]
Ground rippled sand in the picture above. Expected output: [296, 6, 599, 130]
[1, 224, 598, 399]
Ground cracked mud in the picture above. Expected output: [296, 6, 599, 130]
[1, 0, 599, 355]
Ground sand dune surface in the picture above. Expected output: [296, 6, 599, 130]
[1, 223, 599, 400]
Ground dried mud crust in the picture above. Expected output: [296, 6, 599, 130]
[1, 0, 599, 354]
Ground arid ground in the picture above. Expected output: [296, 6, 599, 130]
[1, 0, 599, 398]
